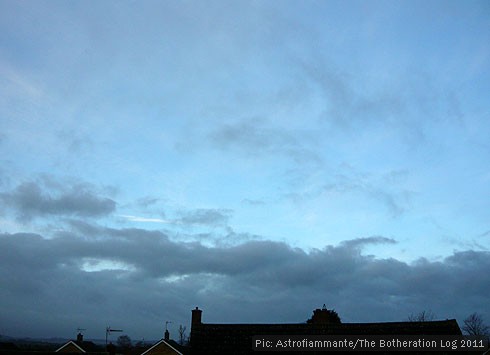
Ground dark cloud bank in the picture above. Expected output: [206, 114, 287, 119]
[0, 228, 488, 339]
[0, 181, 115, 220]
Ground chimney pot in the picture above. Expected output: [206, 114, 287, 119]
[191, 307, 202, 326]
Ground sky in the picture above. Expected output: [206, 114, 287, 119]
[0, 0, 489, 343]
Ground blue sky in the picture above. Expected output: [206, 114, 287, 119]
[0, 0, 489, 342]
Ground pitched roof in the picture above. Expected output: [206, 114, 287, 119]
[140, 339, 183, 355]
[55, 340, 86, 353]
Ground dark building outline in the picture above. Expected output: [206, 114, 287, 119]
[189, 306, 463, 355]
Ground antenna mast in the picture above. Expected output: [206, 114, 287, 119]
[105, 326, 123, 345]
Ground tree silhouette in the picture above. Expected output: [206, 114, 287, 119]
[462, 313, 489, 336]
[178, 325, 187, 345]
[408, 310, 435, 322]
[306, 306, 341, 324]
[117, 335, 132, 349]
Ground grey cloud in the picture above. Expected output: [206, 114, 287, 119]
[0, 228, 488, 339]
[56, 129, 93, 154]
[0, 181, 116, 220]
[116, 205, 231, 228]
[209, 118, 295, 152]
[208, 118, 322, 166]
[187, 227, 262, 247]
[176, 208, 232, 227]
[299, 59, 354, 127]
[371, 189, 406, 217]
[299, 56, 463, 143]
[136, 196, 162, 208]
[340, 236, 397, 249]
[67, 219, 105, 237]
[479, 230, 490, 238]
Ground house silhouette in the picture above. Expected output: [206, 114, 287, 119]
[188, 306, 464, 355]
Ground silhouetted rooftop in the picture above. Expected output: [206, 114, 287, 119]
[189, 307, 463, 355]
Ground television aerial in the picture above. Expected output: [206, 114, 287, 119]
[105, 326, 123, 345]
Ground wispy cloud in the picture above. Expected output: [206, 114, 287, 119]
[177, 208, 232, 227]
[0, 61, 44, 102]
[208, 117, 322, 166]
[340, 236, 397, 249]
[283, 167, 412, 218]
[119, 215, 170, 224]
[241, 198, 266, 206]
[322, 168, 413, 218]
[479, 230, 490, 238]
[119, 208, 232, 228]
[208, 118, 295, 154]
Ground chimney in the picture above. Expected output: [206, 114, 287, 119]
[76, 332, 83, 344]
[191, 307, 202, 327]
[164, 329, 170, 341]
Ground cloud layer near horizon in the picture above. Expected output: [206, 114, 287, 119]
[1, 228, 488, 340]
